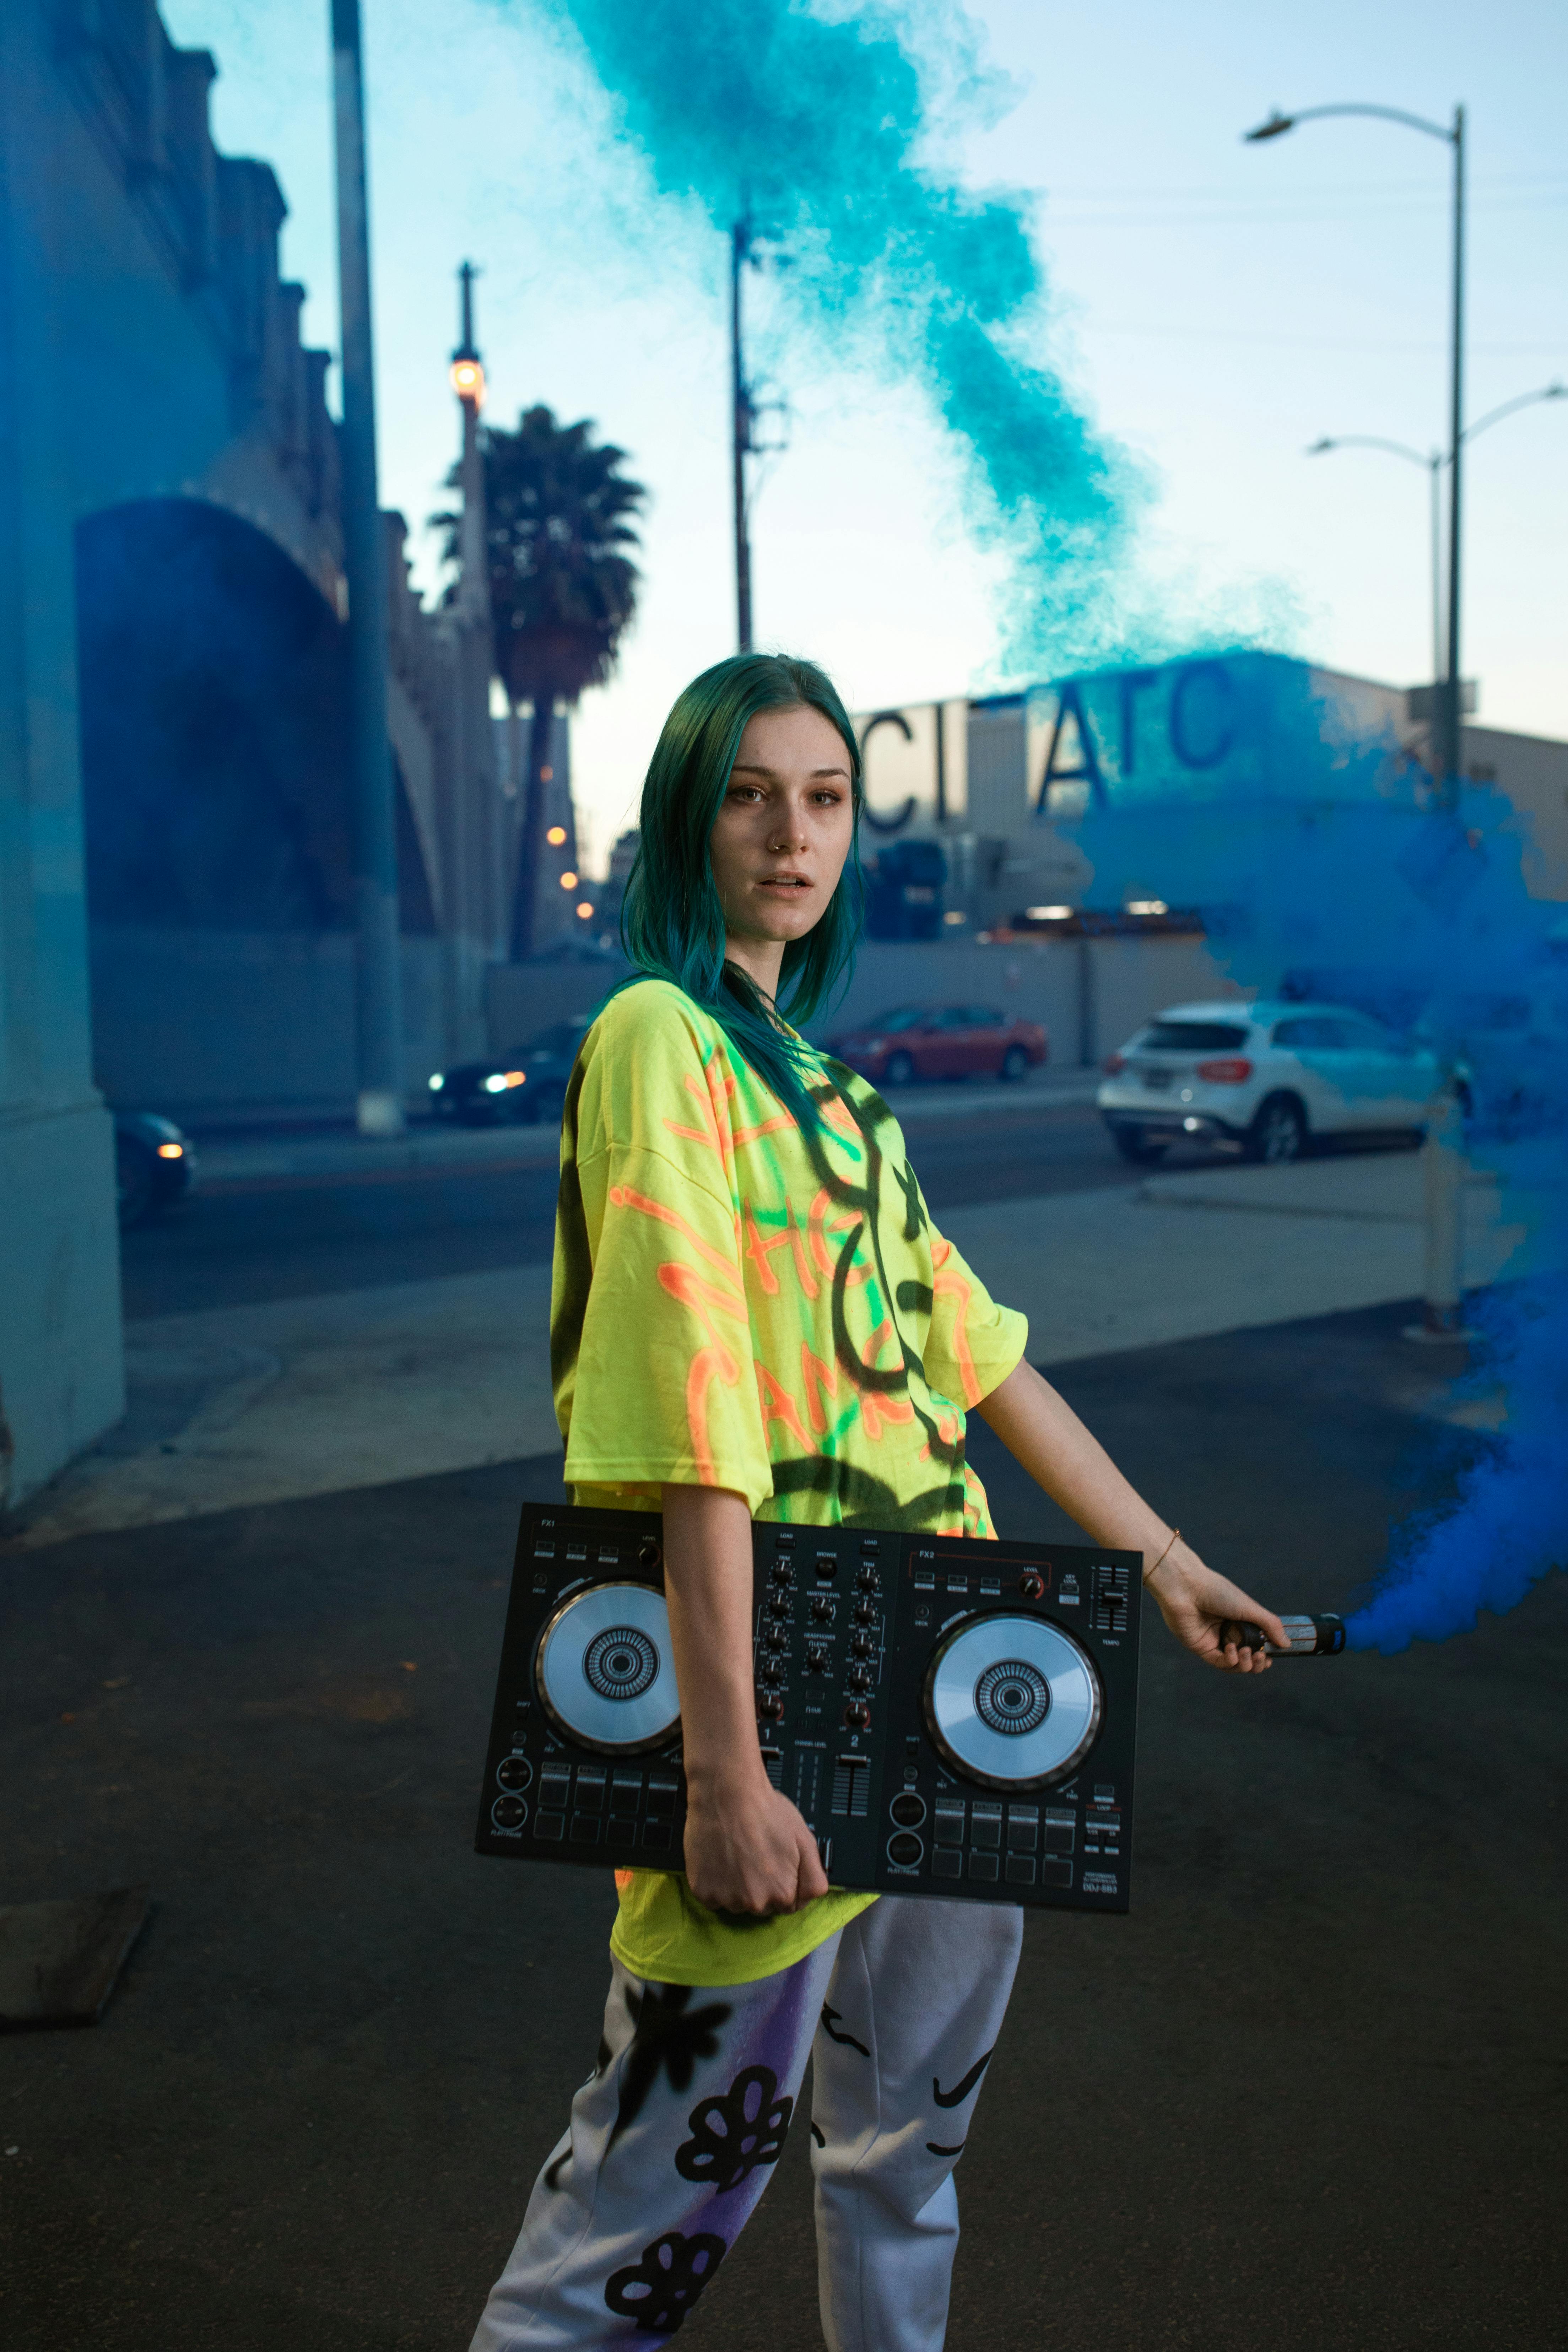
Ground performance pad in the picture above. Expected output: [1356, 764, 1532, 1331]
[475, 1504, 1141, 1912]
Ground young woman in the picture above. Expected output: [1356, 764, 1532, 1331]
[470, 653, 1286, 2351]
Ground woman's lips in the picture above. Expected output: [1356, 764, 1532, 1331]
[756, 875, 812, 891]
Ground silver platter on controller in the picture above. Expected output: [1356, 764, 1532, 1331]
[923, 1612, 1102, 1791]
[533, 1582, 681, 1755]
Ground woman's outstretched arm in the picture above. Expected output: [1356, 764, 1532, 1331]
[974, 1359, 1289, 1672]
[661, 1482, 832, 1912]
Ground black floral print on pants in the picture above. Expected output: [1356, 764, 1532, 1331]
[675, 2064, 794, 2194]
[604, 2227, 727, 2334]
[609, 1982, 733, 2151]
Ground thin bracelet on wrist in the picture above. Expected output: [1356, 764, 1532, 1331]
[1143, 1528, 1180, 1586]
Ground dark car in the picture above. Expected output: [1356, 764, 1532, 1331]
[114, 1110, 198, 1229]
[426, 1015, 594, 1126]
[825, 1004, 1049, 1087]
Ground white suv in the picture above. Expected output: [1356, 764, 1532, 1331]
[1097, 1000, 1443, 1166]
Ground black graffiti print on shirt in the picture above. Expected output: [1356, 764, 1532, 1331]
[604, 2227, 726, 2334]
[607, 1982, 733, 2152]
[799, 1071, 970, 1519]
[932, 2046, 994, 2107]
[675, 2064, 794, 2194]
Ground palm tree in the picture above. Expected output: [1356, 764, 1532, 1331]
[437, 405, 645, 957]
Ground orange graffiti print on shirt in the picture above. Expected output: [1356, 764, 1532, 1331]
[856, 1319, 917, 1444]
[808, 1187, 873, 1288]
[609, 1182, 748, 1482]
[665, 1059, 793, 1169]
[801, 1345, 840, 1437]
[931, 1235, 981, 1405]
[743, 1199, 819, 1301]
[755, 1361, 810, 1450]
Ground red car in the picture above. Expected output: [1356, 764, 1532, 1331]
[826, 1004, 1049, 1086]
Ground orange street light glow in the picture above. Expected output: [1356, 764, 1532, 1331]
[546, 825, 567, 846]
[157, 1142, 184, 1158]
[450, 357, 485, 405]
[560, 871, 578, 890]
[576, 903, 594, 919]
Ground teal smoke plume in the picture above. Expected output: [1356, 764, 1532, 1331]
[521, 0, 1137, 670]
[1071, 658, 1568, 1654]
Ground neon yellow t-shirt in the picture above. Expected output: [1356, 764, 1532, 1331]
[552, 979, 1028, 1986]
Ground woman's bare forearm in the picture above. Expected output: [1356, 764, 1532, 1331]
[974, 1360, 1174, 1561]
[659, 1483, 766, 1794]
[974, 1358, 1288, 1671]
[659, 1482, 829, 1909]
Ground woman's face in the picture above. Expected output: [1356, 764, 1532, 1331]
[708, 702, 856, 962]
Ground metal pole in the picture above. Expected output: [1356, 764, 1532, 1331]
[1406, 1080, 1471, 1341]
[1428, 453, 1442, 688]
[731, 216, 753, 655]
[331, 0, 404, 1135]
[1439, 106, 1465, 812]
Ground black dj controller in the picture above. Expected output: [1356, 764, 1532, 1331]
[475, 1503, 1141, 1912]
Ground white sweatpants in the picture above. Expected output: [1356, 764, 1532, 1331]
[470, 1896, 1023, 2349]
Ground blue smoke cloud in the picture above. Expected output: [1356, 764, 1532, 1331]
[517, 2, 1564, 1651]
[1070, 657, 1568, 1653]
[513, 0, 1143, 674]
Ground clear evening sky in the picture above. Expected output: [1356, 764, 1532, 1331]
[164, 0, 1566, 871]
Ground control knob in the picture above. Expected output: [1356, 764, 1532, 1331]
[843, 1700, 871, 1730]
[1017, 1569, 1046, 1601]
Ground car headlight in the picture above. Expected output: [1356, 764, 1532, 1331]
[428, 1074, 444, 1091]
[483, 1074, 509, 1094]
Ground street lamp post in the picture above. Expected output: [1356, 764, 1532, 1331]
[1308, 435, 1443, 685]
[1308, 384, 1564, 729]
[731, 212, 756, 655]
[1247, 102, 1466, 809]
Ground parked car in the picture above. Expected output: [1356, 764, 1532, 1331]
[826, 1004, 1048, 1086]
[427, 1015, 594, 1126]
[1097, 1000, 1443, 1166]
[114, 1110, 198, 1228]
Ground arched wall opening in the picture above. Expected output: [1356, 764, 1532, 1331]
[75, 498, 441, 1120]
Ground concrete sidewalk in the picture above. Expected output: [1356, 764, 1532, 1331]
[13, 1149, 1543, 1551]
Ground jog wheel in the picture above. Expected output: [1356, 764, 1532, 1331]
[533, 1583, 681, 1755]
[922, 1613, 1102, 1791]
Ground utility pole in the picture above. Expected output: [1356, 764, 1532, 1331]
[447, 262, 494, 1039]
[451, 262, 488, 618]
[1246, 99, 1467, 810]
[1438, 104, 1466, 812]
[330, 0, 404, 1134]
[730, 213, 754, 654]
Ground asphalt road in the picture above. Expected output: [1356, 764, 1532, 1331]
[3, 1301, 1559, 2351]
[121, 1099, 1172, 1320]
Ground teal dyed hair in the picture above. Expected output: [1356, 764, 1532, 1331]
[617, 652, 864, 1115]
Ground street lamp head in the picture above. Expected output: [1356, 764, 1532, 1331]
[1245, 110, 1296, 142]
[450, 355, 485, 407]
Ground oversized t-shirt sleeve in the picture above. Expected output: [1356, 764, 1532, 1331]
[555, 991, 773, 1515]
[921, 1221, 1029, 1410]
